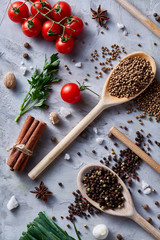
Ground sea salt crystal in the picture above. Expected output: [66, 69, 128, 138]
[143, 187, 152, 195]
[60, 107, 71, 118]
[64, 153, 70, 161]
[93, 127, 98, 134]
[142, 180, 149, 190]
[123, 30, 128, 36]
[117, 23, 125, 29]
[96, 137, 104, 145]
[75, 62, 82, 68]
[30, 66, 34, 70]
[20, 66, 27, 75]
[7, 196, 19, 210]
[21, 61, 24, 65]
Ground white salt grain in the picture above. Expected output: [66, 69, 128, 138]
[60, 107, 71, 118]
[142, 180, 149, 190]
[20, 66, 27, 75]
[7, 196, 19, 210]
[21, 61, 24, 65]
[123, 30, 128, 36]
[93, 127, 98, 134]
[117, 23, 125, 29]
[75, 62, 82, 68]
[96, 137, 104, 145]
[143, 187, 152, 195]
[64, 153, 70, 161]
[30, 66, 34, 70]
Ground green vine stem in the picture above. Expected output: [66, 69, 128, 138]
[77, 81, 100, 97]
[27, 0, 75, 35]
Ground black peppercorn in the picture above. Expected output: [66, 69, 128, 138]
[24, 42, 30, 48]
[116, 234, 123, 240]
[23, 53, 29, 59]
[153, 13, 158, 17]
[155, 15, 160, 21]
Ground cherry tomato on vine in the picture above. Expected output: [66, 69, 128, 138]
[64, 16, 84, 37]
[51, 1, 71, 22]
[22, 17, 42, 37]
[61, 83, 81, 104]
[42, 21, 62, 41]
[31, 0, 52, 21]
[56, 34, 74, 54]
[8, 1, 29, 23]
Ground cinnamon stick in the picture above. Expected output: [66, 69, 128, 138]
[14, 121, 46, 172]
[7, 115, 34, 167]
[7, 119, 39, 168]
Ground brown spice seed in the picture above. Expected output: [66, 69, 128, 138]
[23, 53, 29, 59]
[24, 42, 30, 48]
[143, 204, 149, 210]
[146, 217, 152, 223]
[116, 234, 123, 240]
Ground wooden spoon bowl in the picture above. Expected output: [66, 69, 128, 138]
[77, 163, 160, 239]
[28, 52, 156, 180]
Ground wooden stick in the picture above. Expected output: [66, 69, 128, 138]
[109, 127, 160, 174]
[7, 115, 34, 167]
[116, 0, 160, 38]
[7, 119, 39, 168]
[14, 121, 46, 172]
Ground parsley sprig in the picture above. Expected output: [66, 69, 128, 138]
[15, 53, 60, 122]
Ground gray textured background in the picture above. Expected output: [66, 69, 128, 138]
[0, 0, 160, 239]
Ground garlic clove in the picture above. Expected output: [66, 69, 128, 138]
[93, 224, 109, 240]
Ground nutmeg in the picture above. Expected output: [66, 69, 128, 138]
[3, 72, 16, 89]
[49, 112, 60, 125]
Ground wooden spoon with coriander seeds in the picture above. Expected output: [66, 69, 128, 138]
[28, 52, 156, 180]
[77, 163, 160, 240]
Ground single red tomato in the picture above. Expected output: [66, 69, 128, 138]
[22, 17, 42, 37]
[31, 0, 52, 20]
[8, 1, 29, 23]
[51, 1, 71, 21]
[64, 16, 84, 37]
[42, 21, 62, 41]
[56, 34, 74, 54]
[61, 83, 81, 103]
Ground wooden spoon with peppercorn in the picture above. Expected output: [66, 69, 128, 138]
[28, 52, 156, 180]
[77, 163, 160, 240]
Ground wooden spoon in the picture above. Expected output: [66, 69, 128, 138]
[28, 52, 156, 180]
[77, 163, 160, 240]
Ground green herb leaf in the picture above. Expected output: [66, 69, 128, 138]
[15, 54, 60, 122]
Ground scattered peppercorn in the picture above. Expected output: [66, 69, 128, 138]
[146, 217, 152, 223]
[24, 42, 30, 48]
[116, 234, 123, 240]
[155, 15, 160, 21]
[153, 13, 158, 17]
[155, 201, 159, 206]
[143, 204, 149, 210]
[23, 53, 29, 59]
[58, 182, 63, 187]
[157, 214, 160, 219]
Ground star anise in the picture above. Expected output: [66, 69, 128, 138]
[91, 5, 109, 27]
[30, 181, 52, 203]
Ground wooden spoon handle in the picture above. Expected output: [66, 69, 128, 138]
[28, 101, 105, 180]
[116, 0, 160, 38]
[109, 127, 160, 174]
[131, 212, 160, 239]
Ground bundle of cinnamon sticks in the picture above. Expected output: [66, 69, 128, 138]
[7, 115, 46, 172]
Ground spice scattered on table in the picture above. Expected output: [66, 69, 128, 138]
[134, 78, 160, 122]
[116, 233, 123, 240]
[30, 181, 52, 203]
[82, 167, 125, 210]
[108, 56, 153, 98]
[7, 115, 46, 172]
[90, 5, 109, 28]
[7, 195, 19, 210]
[142, 204, 149, 210]
[3, 72, 16, 89]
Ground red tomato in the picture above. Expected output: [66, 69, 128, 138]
[51, 1, 71, 21]
[64, 16, 84, 37]
[42, 21, 62, 41]
[22, 17, 42, 37]
[8, 1, 29, 23]
[31, 0, 52, 20]
[61, 83, 81, 103]
[56, 34, 74, 54]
